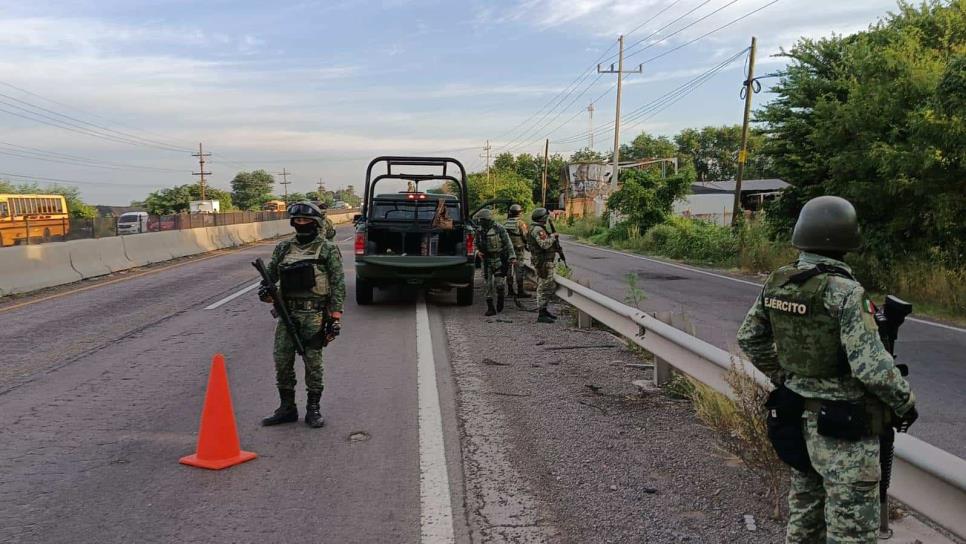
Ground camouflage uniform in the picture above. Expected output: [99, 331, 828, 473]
[479, 222, 516, 299]
[267, 235, 345, 393]
[528, 222, 557, 310]
[737, 252, 915, 544]
[322, 216, 337, 241]
[503, 216, 529, 294]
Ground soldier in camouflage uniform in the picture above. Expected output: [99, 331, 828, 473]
[474, 208, 516, 316]
[503, 203, 530, 298]
[258, 201, 345, 428]
[737, 196, 917, 544]
[528, 207, 558, 324]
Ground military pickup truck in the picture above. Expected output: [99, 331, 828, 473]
[353, 157, 475, 305]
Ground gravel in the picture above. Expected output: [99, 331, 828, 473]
[441, 296, 787, 543]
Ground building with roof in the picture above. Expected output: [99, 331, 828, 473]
[673, 179, 789, 226]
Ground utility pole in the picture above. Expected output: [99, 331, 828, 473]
[277, 168, 292, 203]
[541, 138, 549, 208]
[481, 140, 492, 191]
[598, 35, 643, 196]
[732, 36, 757, 226]
[192, 143, 211, 200]
[317, 177, 326, 199]
[587, 103, 595, 150]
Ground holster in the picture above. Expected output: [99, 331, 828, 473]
[764, 385, 814, 473]
[303, 307, 333, 350]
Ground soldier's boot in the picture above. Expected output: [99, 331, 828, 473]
[485, 299, 497, 316]
[305, 391, 325, 428]
[537, 308, 555, 323]
[516, 279, 531, 298]
[545, 306, 558, 319]
[507, 283, 517, 297]
[262, 388, 298, 426]
[496, 291, 505, 313]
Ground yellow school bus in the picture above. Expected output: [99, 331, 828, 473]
[262, 200, 287, 212]
[0, 194, 70, 246]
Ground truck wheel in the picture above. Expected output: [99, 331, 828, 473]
[356, 277, 374, 305]
[456, 285, 474, 306]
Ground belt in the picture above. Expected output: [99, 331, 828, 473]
[285, 298, 327, 311]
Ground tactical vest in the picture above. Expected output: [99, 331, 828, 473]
[529, 224, 555, 262]
[278, 241, 330, 298]
[503, 218, 525, 247]
[482, 225, 504, 255]
[762, 264, 853, 378]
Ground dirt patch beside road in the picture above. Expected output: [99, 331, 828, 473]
[441, 300, 785, 543]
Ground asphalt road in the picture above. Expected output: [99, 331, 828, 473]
[559, 238, 966, 458]
[0, 226, 467, 544]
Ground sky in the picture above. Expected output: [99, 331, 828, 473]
[0, 0, 905, 205]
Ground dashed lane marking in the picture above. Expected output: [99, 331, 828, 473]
[567, 240, 965, 334]
[416, 298, 455, 543]
[204, 281, 261, 310]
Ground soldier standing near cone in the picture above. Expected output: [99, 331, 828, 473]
[474, 208, 517, 316]
[528, 207, 558, 323]
[258, 201, 345, 428]
[503, 203, 531, 298]
[737, 196, 917, 544]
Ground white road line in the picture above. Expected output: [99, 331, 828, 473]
[338, 235, 354, 243]
[568, 240, 966, 334]
[204, 281, 260, 310]
[416, 299, 455, 543]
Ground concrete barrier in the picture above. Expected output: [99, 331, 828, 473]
[67, 239, 114, 279]
[233, 223, 258, 244]
[122, 233, 174, 266]
[0, 243, 83, 296]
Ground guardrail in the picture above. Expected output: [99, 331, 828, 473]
[552, 273, 966, 539]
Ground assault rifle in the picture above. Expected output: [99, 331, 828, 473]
[252, 258, 306, 357]
[545, 217, 567, 267]
[874, 295, 913, 538]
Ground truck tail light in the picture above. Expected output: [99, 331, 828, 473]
[355, 232, 366, 255]
[465, 232, 474, 257]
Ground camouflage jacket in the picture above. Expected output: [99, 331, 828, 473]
[478, 223, 517, 261]
[322, 216, 337, 240]
[737, 252, 915, 415]
[528, 223, 556, 263]
[267, 235, 345, 313]
[503, 217, 529, 249]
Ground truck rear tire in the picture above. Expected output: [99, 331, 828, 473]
[456, 285, 473, 306]
[356, 277, 374, 305]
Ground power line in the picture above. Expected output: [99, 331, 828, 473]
[0, 171, 163, 187]
[0, 141, 188, 173]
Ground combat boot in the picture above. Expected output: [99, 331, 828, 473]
[496, 291, 505, 313]
[507, 283, 517, 297]
[545, 306, 558, 319]
[485, 299, 497, 316]
[516, 281, 531, 298]
[262, 388, 298, 426]
[537, 308, 555, 323]
[305, 391, 325, 428]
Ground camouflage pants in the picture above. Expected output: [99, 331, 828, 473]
[534, 260, 556, 309]
[273, 308, 326, 393]
[786, 411, 880, 544]
[482, 257, 507, 299]
[508, 244, 527, 292]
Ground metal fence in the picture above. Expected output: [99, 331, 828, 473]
[551, 273, 966, 539]
[15, 211, 289, 245]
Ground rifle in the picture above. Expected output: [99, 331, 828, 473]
[874, 295, 913, 538]
[545, 217, 567, 267]
[252, 258, 306, 357]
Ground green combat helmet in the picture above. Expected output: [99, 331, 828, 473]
[531, 207, 549, 223]
[475, 208, 494, 224]
[508, 204, 522, 217]
[791, 196, 861, 253]
[287, 201, 326, 229]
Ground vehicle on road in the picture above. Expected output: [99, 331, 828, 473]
[354, 156, 475, 305]
[189, 199, 220, 214]
[332, 200, 350, 209]
[263, 200, 287, 212]
[117, 211, 149, 235]
[0, 193, 70, 246]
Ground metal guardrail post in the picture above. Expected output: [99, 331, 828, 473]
[551, 273, 966, 538]
[576, 279, 593, 329]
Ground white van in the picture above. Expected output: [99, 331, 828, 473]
[117, 211, 149, 235]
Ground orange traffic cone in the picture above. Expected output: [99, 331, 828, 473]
[180, 354, 257, 470]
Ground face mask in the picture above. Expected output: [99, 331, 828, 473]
[293, 221, 319, 241]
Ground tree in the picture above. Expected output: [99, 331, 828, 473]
[606, 167, 694, 233]
[230, 170, 274, 210]
[674, 126, 773, 181]
[0, 180, 96, 218]
[144, 184, 234, 215]
[757, 0, 966, 264]
[569, 148, 607, 162]
[620, 132, 679, 162]
[334, 185, 361, 207]
[467, 169, 534, 212]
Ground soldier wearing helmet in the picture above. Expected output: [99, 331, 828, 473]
[528, 207, 558, 323]
[474, 207, 517, 316]
[257, 201, 346, 428]
[502, 203, 530, 298]
[737, 196, 917, 543]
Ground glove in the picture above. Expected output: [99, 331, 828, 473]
[325, 319, 342, 343]
[257, 283, 273, 303]
[897, 406, 918, 432]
